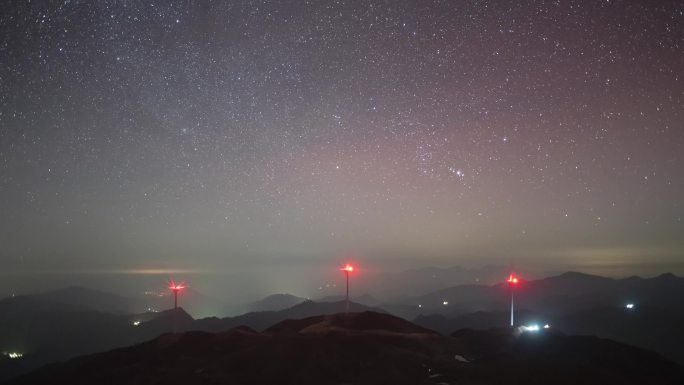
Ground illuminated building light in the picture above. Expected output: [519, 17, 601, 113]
[3, 352, 23, 359]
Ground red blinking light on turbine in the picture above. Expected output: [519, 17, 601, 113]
[168, 280, 185, 310]
[507, 274, 519, 286]
[168, 280, 185, 333]
[340, 264, 355, 313]
[506, 273, 519, 327]
[169, 280, 185, 291]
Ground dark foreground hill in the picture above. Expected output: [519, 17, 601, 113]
[195, 299, 384, 332]
[244, 293, 307, 312]
[413, 304, 684, 365]
[0, 296, 378, 381]
[6, 311, 683, 385]
[0, 295, 194, 381]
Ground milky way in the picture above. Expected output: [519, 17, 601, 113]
[1, 1, 683, 294]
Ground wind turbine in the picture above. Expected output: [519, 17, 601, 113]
[340, 264, 354, 313]
[168, 280, 185, 310]
[168, 280, 185, 333]
[507, 274, 519, 327]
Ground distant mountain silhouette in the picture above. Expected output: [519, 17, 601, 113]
[194, 300, 384, 332]
[352, 294, 383, 307]
[396, 271, 684, 317]
[27, 285, 227, 319]
[348, 265, 542, 300]
[401, 283, 499, 317]
[316, 294, 346, 302]
[164, 287, 232, 318]
[316, 293, 382, 307]
[0, 295, 178, 381]
[7, 312, 682, 385]
[245, 293, 307, 312]
[402, 272, 684, 365]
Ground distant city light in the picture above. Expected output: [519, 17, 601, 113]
[3, 352, 23, 359]
[442, 301, 449, 306]
[132, 321, 141, 326]
[626, 303, 635, 309]
[144, 290, 167, 297]
[543, 324, 550, 329]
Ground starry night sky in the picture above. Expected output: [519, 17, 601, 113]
[1, 1, 683, 296]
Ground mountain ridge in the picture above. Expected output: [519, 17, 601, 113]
[6, 311, 682, 385]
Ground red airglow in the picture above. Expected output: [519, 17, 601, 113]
[168, 280, 185, 291]
[507, 274, 519, 286]
[340, 264, 354, 273]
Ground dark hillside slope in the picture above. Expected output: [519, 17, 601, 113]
[7, 311, 682, 385]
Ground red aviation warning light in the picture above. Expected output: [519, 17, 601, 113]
[168, 280, 185, 333]
[340, 264, 355, 313]
[169, 280, 185, 292]
[168, 280, 185, 310]
[341, 264, 354, 273]
[507, 274, 519, 286]
[506, 273, 519, 327]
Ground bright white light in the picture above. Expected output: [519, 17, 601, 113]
[3, 352, 23, 359]
[626, 303, 635, 309]
[442, 301, 449, 306]
[418, 304, 422, 308]
[543, 324, 550, 329]
[132, 321, 141, 326]
[520, 324, 540, 332]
